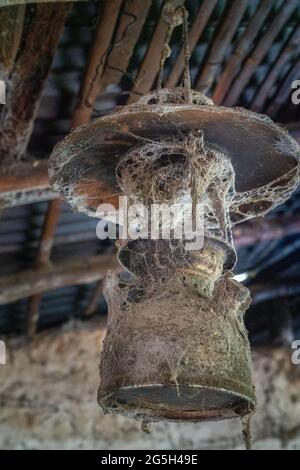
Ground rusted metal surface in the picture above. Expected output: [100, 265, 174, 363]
[99, 269, 256, 422]
[0, 0, 300, 330]
[50, 80, 300, 426]
[49, 94, 300, 220]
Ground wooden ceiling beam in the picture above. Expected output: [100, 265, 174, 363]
[233, 214, 300, 248]
[0, 4, 25, 77]
[195, 0, 248, 95]
[0, 160, 55, 208]
[251, 22, 300, 113]
[0, 3, 72, 165]
[223, 0, 298, 107]
[213, 0, 272, 105]
[126, 2, 186, 104]
[0, 160, 49, 193]
[165, 0, 217, 89]
[27, 198, 62, 337]
[0, 2, 123, 209]
[71, 0, 123, 128]
[98, 0, 151, 93]
[26, 1, 126, 337]
[265, 57, 300, 117]
[0, 253, 118, 305]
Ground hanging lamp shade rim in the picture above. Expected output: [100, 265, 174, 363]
[49, 90, 300, 221]
[99, 383, 256, 423]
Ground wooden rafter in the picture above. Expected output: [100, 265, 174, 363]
[213, 0, 272, 105]
[71, 0, 123, 128]
[26, 1, 126, 336]
[0, 4, 25, 76]
[233, 214, 300, 248]
[99, 0, 152, 92]
[0, 254, 118, 305]
[1, 1, 300, 209]
[0, 0, 299, 319]
[195, 0, 248, 94]
[126, 2, 179, 104]
[223, 0, 298, 107]
[27, 198, 61, 338]
[0, 3, 72, 164]
[165, 0, 217, 89]
[251, 21, 300, 113]
[265, 57, 300, 117]
[0, 159, 54, 207]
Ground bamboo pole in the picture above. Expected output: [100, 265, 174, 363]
[252, 22, 300, 113]
[71, 0, 123, 128]
[213, 0, 272, 105]
[196, 0, 248, 94]
[223, 0, 298, 107]
[165, 0, 217, 89]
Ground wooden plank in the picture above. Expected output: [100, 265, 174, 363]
[126, 19, 168, 102]
[0, 160, 49, 193]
